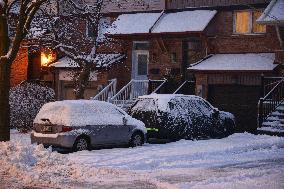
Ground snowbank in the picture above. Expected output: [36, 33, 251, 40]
[2, 131, 283, 188]
[1, 130, 169, 188]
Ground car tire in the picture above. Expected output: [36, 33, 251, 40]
[130, 132, 144, 147]
[224, 119, 235, 136]
[73, 136, 90, 152]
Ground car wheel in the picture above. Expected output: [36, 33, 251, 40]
[73, 137, 90, 152]
[130, 133, 143, 147]
[224, 119, 235, 136]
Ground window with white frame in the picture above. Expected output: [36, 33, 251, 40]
[234, 10, 266, 34]
[86, 20, 96, 38]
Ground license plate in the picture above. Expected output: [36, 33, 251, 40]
[42, 126, 52, 132]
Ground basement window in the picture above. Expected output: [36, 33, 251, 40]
[234, 10, 266, 34]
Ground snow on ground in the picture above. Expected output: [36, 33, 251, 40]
[1, 130, 284, 189]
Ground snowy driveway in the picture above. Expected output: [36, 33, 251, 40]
[1, 131, 284, 189]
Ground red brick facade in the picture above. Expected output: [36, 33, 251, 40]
[10, 42, 29, 87]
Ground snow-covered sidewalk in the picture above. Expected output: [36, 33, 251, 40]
[1, 130, 284, 189]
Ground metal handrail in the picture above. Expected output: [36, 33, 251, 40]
[151, 79, 167, 94]
[91, 79, 117, 102]
[173, 80, 195, 94]
[258, 77, 284, 127]
[110, 80, 149, 105]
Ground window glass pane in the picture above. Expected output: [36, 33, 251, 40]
[87, 21, 95, 38]
[98, 17, 111, 42]
[253, 11, 266, 33]
[138, 54, 148, 75]
[134, 42, 149, 50]
[235, 11, 250, 33]
[171, 53, 177, 64]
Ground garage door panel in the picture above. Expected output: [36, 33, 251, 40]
[208, 85, 260, 132]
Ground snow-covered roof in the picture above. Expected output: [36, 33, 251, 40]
[151, 10, 217, 33]
[107, 13, 161, 35]
[107, 10, 217, 35]
[188, 53, 277, 72]
[257, 0, 284, 25]
[49, 54, 125, 68]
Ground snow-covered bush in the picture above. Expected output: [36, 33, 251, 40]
[10, 81, 55, 132]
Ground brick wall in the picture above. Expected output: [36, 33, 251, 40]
[10, 43, 29, 87]
[205, 11, 281, 54]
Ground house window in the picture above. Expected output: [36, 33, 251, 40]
[137, 54, 148, 75]
[98, 17, 111, 42]
[86, 20, 96, 38]
[171, 53, 177, 64]
[234, 10, 266, 34]
[134, 42, 149, 50]
[252, 11, 266, 33]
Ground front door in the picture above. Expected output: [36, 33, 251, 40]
[132, 42, 149, 80]
[132, 51, 149, 80]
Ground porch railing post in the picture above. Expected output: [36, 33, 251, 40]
[258, 98, 264, 128]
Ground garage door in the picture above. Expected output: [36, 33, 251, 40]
[208, 85, 261, 132]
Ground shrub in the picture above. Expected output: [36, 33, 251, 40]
[10, 81, 55, 132]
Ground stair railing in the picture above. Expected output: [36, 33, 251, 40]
[173, 80, 195, 94]
[151, 79, 167, 94]
[258, 77, 284, 128]
[91, 79, 117, 102]
[110, 80, 149, 106]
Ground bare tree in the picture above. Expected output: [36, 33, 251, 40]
[0, 0, 50, 141]
[43, 0, 120, 99]
[43, 0, 148, 99]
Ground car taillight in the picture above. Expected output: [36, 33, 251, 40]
[61, 126, 73, 132]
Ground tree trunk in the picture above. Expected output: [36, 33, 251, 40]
[74, 65, 92, 100]
[0, 13, 11, 141]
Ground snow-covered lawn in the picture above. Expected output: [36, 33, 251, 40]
[1, 130, 284, 189]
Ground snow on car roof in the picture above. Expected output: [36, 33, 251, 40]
[137, 94, 205, 112]
[34, 100, 126, 126]
[138, 94, 202, 101]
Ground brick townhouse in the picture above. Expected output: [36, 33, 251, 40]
[10, 0, 284, 131]
[104, 0, 283, 131]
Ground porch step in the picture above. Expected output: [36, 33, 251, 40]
[258, 101, 284, 136]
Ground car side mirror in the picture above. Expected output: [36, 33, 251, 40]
[123, 117, 128, 125]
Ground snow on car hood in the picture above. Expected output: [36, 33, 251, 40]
[34, 100, 127, 127]
[127, 116, 147, 134]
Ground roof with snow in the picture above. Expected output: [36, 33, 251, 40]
[188, 53, 277, 72]
[151, 10, 217, 33]
[107, 13, 161, 35]
[49, 54, 125, 68]
[107, 10, 217, 35]
[257, 0, 284, 25]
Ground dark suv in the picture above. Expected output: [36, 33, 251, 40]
[129, 94, 235, 140]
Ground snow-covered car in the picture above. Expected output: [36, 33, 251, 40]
[31, 100, 147, 151]
[129, 94, 235, 140]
